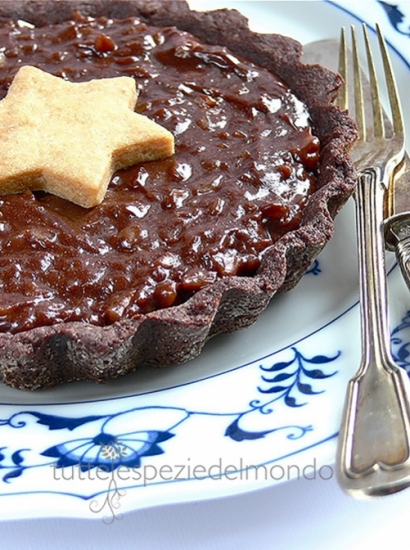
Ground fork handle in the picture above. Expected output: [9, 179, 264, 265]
[338, 360, 410, 496]
[337, 168, 410, 496]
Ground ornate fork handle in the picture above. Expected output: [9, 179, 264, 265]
[394, 232, 410, 292]
[385, 214, 410, 291]
[337, 167, 410, 496]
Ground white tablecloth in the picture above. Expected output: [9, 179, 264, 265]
[2, 474, 410, 549]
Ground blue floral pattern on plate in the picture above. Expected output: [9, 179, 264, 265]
[0, 344, 342, 522]
[0, 347, 339, 479]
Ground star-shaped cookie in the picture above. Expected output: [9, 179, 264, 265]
[0, 65, 174, 207]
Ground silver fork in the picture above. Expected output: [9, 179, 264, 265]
[336, 24, 410, 497]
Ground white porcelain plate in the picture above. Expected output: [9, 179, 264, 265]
[2, 0, 410, 522]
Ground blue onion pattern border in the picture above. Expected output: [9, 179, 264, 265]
[0, 346, 339, 484]
[378, 1, 410, 36]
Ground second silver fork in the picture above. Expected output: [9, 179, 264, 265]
[336, 25, 410, 497]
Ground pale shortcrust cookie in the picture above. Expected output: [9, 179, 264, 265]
[0, 65, 174, 208]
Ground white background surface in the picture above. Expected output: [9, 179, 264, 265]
[2, 0, 410, 547]
[2, 474, 410, 549]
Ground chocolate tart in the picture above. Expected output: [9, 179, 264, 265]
[0, 0, 358, 390]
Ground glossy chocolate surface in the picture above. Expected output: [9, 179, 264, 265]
[0, 14, 319, 333]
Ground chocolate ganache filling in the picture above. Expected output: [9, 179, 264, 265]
[0, 14, 320, 334]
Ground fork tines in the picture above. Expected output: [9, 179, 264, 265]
[337, 24, 404, 145]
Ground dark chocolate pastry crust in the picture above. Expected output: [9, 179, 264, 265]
[0, 0, 358, 390]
